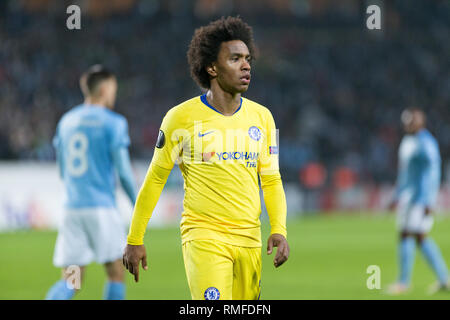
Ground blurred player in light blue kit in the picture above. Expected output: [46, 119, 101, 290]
[387, 108, 449, 295]
[45, 65, 137, 300]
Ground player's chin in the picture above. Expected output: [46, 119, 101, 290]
[235, 83, 250, 93]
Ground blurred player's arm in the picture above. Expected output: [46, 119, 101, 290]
[112, 147, 137, 204]
[55, 146, 64, 178]
[259, 109, 289, 268]
[389, 155, 408, 210]
[110, 117, 137, 204]
[417, 147, 440, 214]
[53, 126, 64, 178]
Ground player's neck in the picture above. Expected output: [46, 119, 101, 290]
[206, 88, 241, 116]
[84, 97, 107, 109]
[411, 127, 425, 135]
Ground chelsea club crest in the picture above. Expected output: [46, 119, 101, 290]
[204, 287, 220, 300]
[248, 126, 261, 141]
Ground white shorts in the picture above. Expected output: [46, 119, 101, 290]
[396, 203, 434, 234]
[53, 207, 126, 268]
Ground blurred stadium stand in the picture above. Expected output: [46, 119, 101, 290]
[1, 0, 450, 217]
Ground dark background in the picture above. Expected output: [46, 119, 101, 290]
[1, 0, 449, 188]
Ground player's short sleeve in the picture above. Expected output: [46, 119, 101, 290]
[110, 116, 131, 151]
[151, 108, 185, 170]
[52, 123, 60, 150]
[258, 109, 280, 175]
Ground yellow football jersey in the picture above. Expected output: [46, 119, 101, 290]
[152, 94, 281, 248]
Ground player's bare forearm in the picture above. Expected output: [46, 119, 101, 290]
[267, 233, 290, 268]
[123, 244, 148, 282]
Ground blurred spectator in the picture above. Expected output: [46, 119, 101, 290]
[0, 0, 449, 186]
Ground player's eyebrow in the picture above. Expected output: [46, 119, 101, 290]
[229, 52, 252, 59]
[230, 52, 249, 56]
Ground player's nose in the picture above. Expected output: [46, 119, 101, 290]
[241, 59, 251, 71]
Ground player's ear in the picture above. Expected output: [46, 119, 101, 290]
[206, 64, 218, 78]
[98, 80, 111, 98]
[94, 81, 105, 96]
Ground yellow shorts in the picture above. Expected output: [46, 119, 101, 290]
[182, 240, 261, 300]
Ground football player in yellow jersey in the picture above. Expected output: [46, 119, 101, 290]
[123, 16, 289, 300]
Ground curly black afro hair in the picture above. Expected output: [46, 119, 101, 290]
[187, 16, 256, 89]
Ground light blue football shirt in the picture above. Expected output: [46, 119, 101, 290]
[395, 129, 441, 207]
[53, 104, 130, 208]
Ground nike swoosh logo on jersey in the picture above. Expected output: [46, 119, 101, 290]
[198, 131, 214, 138]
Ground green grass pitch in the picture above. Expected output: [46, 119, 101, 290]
[1, 214, 450, 300]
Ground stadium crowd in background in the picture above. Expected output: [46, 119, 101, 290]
[0, 0, 449, 188]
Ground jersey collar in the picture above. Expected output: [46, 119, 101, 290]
[200, 94, 242, 116]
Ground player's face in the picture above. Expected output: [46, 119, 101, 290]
[213, 40, 251, 94]
[401, 110, 423, 134]
[103, 77, 117, 109]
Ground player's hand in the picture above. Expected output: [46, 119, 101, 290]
[267, 233, 290, 268]
[123, 244, 148, 282]
[424, 206, 432, 216]
[388, 200, 397, 212]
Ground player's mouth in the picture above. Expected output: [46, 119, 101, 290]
[240, 74, 251, 85]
